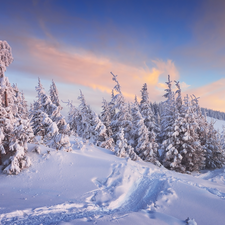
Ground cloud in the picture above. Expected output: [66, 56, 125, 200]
[185, 78, 225, 112]
[10, 38, 180, 105]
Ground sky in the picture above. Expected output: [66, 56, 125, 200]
[1, 0, 225, 113]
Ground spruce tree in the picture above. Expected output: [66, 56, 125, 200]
[101, 98, 113, 138]
[139, 83, 158, 142]
[77, 91, 113, 149]
[159, 75, 177, 154]
[204, 121, 225, 169]
[115, 127, 140, 161]
[30, 78, 71, 151]
[131, 103, 158, 163]
[0, 40, 34, 174]
[110, 72, 133, 145]
[163, 94, 205, 172]
[50, 80, 61, 108]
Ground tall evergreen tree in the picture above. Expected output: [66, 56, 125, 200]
[204, 121, 225, 169]
[159, 75, 177, 150]
[50, 80, 61, 108]
[110, 72, 133, 145]
[101, 98, 113, 138]
[30, 78, 71, 151]
[0, 40, 34, 174]
[115, 127, 140, 161]
[77, 91, 113, 149]
[162, 94, 205, 172]
[131, 103, 158, 164]
[139, 83, 158, 141]
[174, 81, 182, 113]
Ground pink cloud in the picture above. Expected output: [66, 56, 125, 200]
[185, 78, 225, 112]
[12, 38, 180, 104]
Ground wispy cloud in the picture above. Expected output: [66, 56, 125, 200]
[11, 38, 180, 104]
[185, 78, 225, 112]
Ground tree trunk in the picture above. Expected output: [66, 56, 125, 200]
[4, 90, 8, 107]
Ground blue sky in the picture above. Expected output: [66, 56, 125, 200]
[1, 0, 225, 112]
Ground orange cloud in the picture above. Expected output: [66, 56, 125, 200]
[185, 78, 225, 112]
[9, 37, 225, 113]
[14, 38, 180, 104]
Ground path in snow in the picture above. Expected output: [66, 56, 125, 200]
[0, 161, 180, 225]
[1, 159, 225, 225]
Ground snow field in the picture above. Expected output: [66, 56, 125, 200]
[1, 137, 225, 224]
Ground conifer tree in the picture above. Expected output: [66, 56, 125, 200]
[108, 90, 116, 121]
[101, 98, 113, 138]
[134, 95, 139, 107]
[0, 40, 34, 174]
[159, 75, 177, 151]
[77, 90, 113, 149]
[110, 72, 133, 145]
[115, 127, 127, 158]
[67, 100, 81, 135]
[30, 78, 71, 151]
[115, 127, 140, 161]
[131, 103, 158, 163]
[204, 121, 225, 169]
[191, 95, 209, 147]
[174, 81, 182, 113]
[139, 83, 158, 141]
[220, 126, 225, 150]
[33, 77, 45, 111]
[50, 80, 61, 108]
[162, 94, 205, 172]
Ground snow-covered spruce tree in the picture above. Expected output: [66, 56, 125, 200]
[162, 94, 205, 172]
[31, 110, 53, 137]
[180, 95, 205, 171]
[91, 109, 114, 150]
[67, 100, 80, 135]
[0, 41, 34, 174]
[161, 80, 184, 171]
[43, 80, 70, 136]
[174, 81, 182, 113]
[30, 78, 71, 151]
[3, 118, 34, 174]
[50, 79, 61, 108]
[159, 75, 177, 155]
[18, 91, 28, 118]
[101, 98, 113, 138]
[134, 95, 139, 107]
[77, 90, 92, 141]
[110, 72, 133, 145]
[114, 127, 127, 158]
[33, 77, 45, 111]
[115, 127, 140, 161]
[191, 95, 209, 147]
[78, 90, 113, 149]
[220, 126, 225, 150]
[12, 84, 29, 119]
[108, 89, 116, 120]
[204, 121, 225, 169]
[131, 103, 158, 164]
[139, 83, 159, 140]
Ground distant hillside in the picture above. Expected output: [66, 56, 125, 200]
[201, 108, 225, 121]
[150, 102, 225, 122]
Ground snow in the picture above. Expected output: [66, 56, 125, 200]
[207, 116, 225, 131]
[1, 120, 225, 224]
